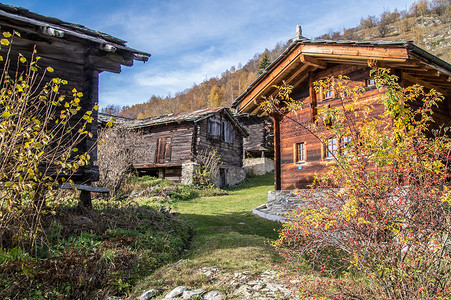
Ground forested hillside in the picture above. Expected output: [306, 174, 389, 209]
[106, 0, 451, 119]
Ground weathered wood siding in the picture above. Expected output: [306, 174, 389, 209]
[134, 122, 194, 168]
[279, 65, 387, 190]
[0, 27, 100, 182]
[196, 114, 244, 168]
[239, 115, 274, 156]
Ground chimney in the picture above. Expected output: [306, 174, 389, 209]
[293, 25, 308, 42]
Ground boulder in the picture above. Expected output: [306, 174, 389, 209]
[203, 290, 225, 300]
[164, 286, 187, 299]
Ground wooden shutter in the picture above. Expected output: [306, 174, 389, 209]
[224, 121, 234, 143]
[155, 137, 172, 163]
[208, 117, 222, 140]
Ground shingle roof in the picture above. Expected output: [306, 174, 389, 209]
[0, 4, 150, 62]
[232, 38, 451, 109]
[99, 107, 249, 136]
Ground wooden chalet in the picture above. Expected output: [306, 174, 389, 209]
[0, 4, 150, 183]
[99, 107, 248, 188]
[232, 26, 451, 191]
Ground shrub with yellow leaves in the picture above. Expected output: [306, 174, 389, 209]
[267, 66, 451, 299]
[0, 31, 97, 251]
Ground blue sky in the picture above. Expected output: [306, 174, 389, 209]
[3, 0, 417, 108]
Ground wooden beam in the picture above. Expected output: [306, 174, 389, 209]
[285, 64, 311, 86]
[300, 44, 409, 61]
[250, 105, 262, 115]
[300, 54, 326, 69]
[403, 72, 449, 94]
[273, 114, 282, 190]
[303, 52, 408, 62]
[309, 75, 317, 123]
[239, 46, 305, 113]
[289, 73, 310, 90]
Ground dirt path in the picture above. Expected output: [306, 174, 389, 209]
[129, 174, 301, 299]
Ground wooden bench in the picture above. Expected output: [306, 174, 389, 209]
[60, 183, 109, 209]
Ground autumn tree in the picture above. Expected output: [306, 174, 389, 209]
[208, 85, 225, 107]
[268, 68, 451, 298]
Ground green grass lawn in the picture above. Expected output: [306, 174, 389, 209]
[130, 172, 283, 297]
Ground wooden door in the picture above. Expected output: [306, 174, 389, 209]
[155, 137, 172, 164]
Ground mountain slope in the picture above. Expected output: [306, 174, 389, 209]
[111, 0, 451, 119]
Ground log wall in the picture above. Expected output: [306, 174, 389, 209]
[196, 114, 244, 168]
[278, 65, 388, 190]
[238, 115, 274, 157]
[134, 122, 194, 168]
[0, 26, 100, 182]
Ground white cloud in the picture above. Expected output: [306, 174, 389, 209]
[2, 0, 419, 108]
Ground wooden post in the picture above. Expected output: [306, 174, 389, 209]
[272, 113, 281, 190]
[309, 75, 317, 123]
[79, 190, 92, 210]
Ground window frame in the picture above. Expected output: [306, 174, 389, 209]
[318, 77, 335, 101]
[341, 136, 352, 155]
[325, 137, 338, 159]
[294, 142, 306, 164]
[366, 77, 376, 87]
[223, 120, 235, 144]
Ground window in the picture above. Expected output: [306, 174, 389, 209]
[366, 77, 376, 87]
[208, 117, 222, 140]
[341, 136, 352, 154]
[155, 137, 172, 163]
[294, 142, 306, 163]
[325, 84, 334, 98]
[318, 77, 334, 101]
[326, 137, 337, 159]
[223, 121, 235, 144]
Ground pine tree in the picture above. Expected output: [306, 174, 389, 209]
[258, 51, 271, 75]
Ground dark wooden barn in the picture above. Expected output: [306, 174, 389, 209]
[100, 107, 248, 188]
[232, 27, 451, 192]
[236, 114, 274, 175]
[0, 4, 150, 183]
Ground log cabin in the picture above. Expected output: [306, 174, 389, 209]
[236, 114, 274, 176]
[0, 4, 150, 183]
[232, 26, 451, 192]
[99, 107, 248, 188]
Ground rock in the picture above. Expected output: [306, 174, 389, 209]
[182, 289, 204, 299]
[201, 267, 220, 277]
[172, 259, 188, 266]
[203, 290, 225, 300]
[104, 297, 122, 300]
[233, 285, 253, 297]
[139, 289, 158, 300]
[162, 185, 178, 192]
[165, 286, 187, 299]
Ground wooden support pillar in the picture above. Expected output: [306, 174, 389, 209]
[79, 190, 92, 210]
[273, 114, 282, 190]
[309, 75, 317, 123]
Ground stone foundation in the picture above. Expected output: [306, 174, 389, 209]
[182, 162, 246, 188]
[181, 162, 198, 185]
[225, 165, 246, 187]
[253, 189, 330, 222]
[243, 157, 274, 176]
